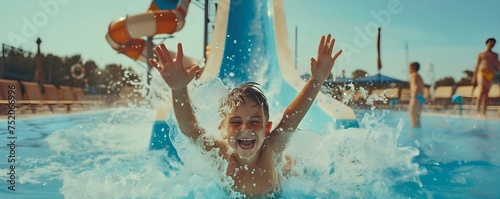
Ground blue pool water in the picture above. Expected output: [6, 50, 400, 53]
[0, 108, 499, 198]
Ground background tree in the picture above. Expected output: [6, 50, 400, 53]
[435, 77, 455, 87]
[41, 53, 62, 84]
[97, 64, 125, 95]
[83, 60, 98, 88]
[352, 69, 368, 79]
[456, 70, 474, 86]
[3, 47, 35, 80]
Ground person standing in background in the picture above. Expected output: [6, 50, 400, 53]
[409, 62, 425, 128]
[472, 38, 500, 117]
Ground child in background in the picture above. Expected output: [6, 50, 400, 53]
[409, 62, 425, 128]
[149, 34, 342, 197]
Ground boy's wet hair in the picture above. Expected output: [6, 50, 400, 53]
[486, 38, 496, 44]
[410, 62, 420, 72]
[220, 82, 269, 121]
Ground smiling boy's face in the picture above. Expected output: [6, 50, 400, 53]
[220, 99, 272, 159]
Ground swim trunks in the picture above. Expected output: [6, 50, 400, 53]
[411, 94, 425, 105]
[479, 70, 494, 81]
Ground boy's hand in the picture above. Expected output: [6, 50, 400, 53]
[149, 43, 200, 90]
[310, 34, 342, 83]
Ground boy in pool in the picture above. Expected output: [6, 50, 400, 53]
[409, 62, 425, 128]
[149, 34, 342, 196]
[472, 38, 500, 117]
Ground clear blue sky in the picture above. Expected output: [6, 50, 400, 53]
[1, 0, 499, 84]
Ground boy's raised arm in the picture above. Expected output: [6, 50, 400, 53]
[150, 43, 203, 141]
[270, 34, 342, 148]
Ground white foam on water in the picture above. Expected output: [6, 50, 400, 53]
[280, 111, 425, 198]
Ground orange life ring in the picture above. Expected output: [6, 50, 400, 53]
[70, 64, 85, 80]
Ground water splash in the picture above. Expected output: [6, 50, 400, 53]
[281, 110, 424, 198]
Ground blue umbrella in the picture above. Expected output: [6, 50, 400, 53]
[354, 74, 403, 84]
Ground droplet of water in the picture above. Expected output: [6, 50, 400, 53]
[229, 72, 235, 77]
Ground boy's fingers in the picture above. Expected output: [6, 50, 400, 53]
[149, 59, 162, 71]
[328, 39, 335, 55]
[332, 49, 343, 61]
[325, 34, 332, 53]
[155, 46, 167, 64]
[318, 36, 325, 57]
[176, 43, 184, 63]
[187, 65, 200, 79]
[160, 43, 173, 63]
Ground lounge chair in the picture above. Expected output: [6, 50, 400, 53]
[492, 84, 500, 115]
[470, 84, 500, 114]
[472, 84, 500, 103]
[431, 86, 454, 109]
[423, 87, 431, 103]
[487, 84, 500, 103]
[20, 81, 48, 112]
[381, 87, 400, 108]
[399, 88, 410, 105]
[454, 85, 475, 103]
[58, 86, 81, 111]
[0, 79, 36, 113]
[73, 87, 105, 108]
[42, 84, 66, 112]
[385, 87, 399, 99]
[367, 88, 399, 108]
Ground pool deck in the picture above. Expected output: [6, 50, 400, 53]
[0, 107, 118, 121]
[377, 104, 500, 120]
[424, 107, 500, 120]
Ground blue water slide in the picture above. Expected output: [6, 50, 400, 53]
[153, 0, 180, 10]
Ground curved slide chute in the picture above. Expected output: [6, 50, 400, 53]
[105, 0, 197, 66]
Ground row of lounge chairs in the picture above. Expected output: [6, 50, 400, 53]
[339, 84, 500, 111]
[0, 79, 104, 113]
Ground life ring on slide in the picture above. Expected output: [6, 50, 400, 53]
[70, 64, 85, 80]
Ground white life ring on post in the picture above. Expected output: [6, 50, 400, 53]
[70, 64, 85, 80]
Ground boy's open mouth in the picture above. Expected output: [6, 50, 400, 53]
[237, 138, 256, 149]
